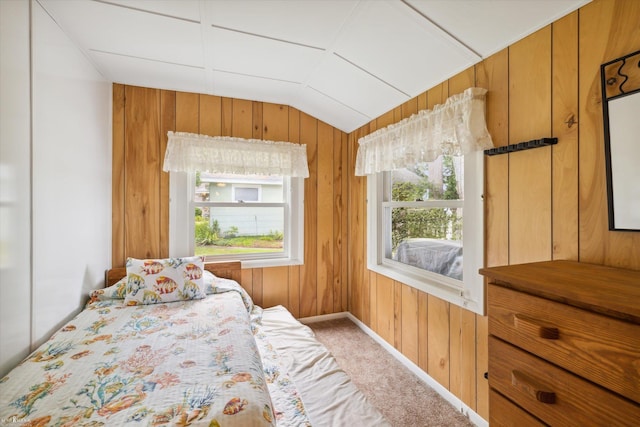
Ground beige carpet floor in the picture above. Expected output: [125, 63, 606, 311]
[307, 317, 475, 427]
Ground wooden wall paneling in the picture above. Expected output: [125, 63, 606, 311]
[252, 268, 263, 307]
[159, 90, 175, 258]
[241, 268, 254, 300]
[418, 290, 429, 372]
[479, 49, 510, 269]
[124, 86, 162, 259]
[262, 103, 288, 141]
[509, 148, 552, 264]
[484, 176, 510, 342]
[231, 99, 253, 139]
[336, 130, 348, 312]
[401, 284, 419, 365]
[288, 107, 301, 317]
[299, 113, 318, 318]
[317, 121, 334, 314]
[457, 308, 477, 409]
[401, 97, 418, 119]
[375, 274, 395, 345]
[262, 266, 289, 309]
[427, 294, 450, 388]
[508, 27, 552, 144]
[477, 49, 509, 148]
[112, 84, 126, 266]
[475, 314, 489, 419]
[369, 271, 378, 331]
[449, 304, 462, 397]
[176, 92, 199, 133]
[252, 101, 263, 139]
[348, 126, 366, 320]
[448, 66, 475, 96]
[288, 265, 300, 318]
[552, 12, 579, 262]
[393, 281, 402, 351]
[417, 92, 428, 111]
[360, 123, 372, 327]
[428, 81, 448, 109]
[376, 109, 396, 129]
[221, 97, 232, 136]
[199, 94, 222, 136]
[579, 0, 640, 268]
[508, 27, 553, 264]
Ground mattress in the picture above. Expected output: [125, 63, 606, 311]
[258, 306, 390, 427]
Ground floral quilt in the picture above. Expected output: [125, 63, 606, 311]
[0, 278, 308, 427]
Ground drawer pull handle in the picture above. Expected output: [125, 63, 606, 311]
[514, 314, 559, 339]
[511, 370, 556, 404]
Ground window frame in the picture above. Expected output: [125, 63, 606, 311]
[169, 172, 304, 268]
[366, 150, 485, 315]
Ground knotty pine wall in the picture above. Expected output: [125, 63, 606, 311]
[347, 0, 640, 420]
[112, 88, 348, 319]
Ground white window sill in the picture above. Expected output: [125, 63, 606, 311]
[368, 262, 483, 314]
[240, 257, 304, 269]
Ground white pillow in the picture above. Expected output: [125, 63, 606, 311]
[123, 256, 206, 305]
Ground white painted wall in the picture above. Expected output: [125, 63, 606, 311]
[31, 1, 111, 348]
[0, 0, 112, 376]
[0, 0, 33, 377]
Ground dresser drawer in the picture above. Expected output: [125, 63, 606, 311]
[489, 389, 545, 427]
[488, 284, 640, 403]
[489, 336, 640, 426]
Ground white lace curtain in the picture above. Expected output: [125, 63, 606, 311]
[163, 131, 309, 178]
[355, 87, 493, 176]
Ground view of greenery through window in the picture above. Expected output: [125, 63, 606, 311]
[390, 155, 462, 255]
[194, 208, 283, 256]
[194, 172, 284, 257]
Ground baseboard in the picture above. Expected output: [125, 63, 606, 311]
[297, 311, 349, 324]
[346, 313, 488, 427]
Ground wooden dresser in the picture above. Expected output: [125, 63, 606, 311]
[479, 260, 640, 426]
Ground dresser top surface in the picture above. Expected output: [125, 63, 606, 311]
[480, 260, 640, 324]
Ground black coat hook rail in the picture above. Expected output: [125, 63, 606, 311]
[484, 137, 558, 156]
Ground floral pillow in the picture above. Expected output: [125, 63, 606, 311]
[123, 256, 206, 305]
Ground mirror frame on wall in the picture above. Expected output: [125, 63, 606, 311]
[600, 50, 640, 232]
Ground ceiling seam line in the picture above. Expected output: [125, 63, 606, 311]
[400, 0, 483, 61]
[306, 86, 371, 119]
[93, 0, 200, 24]
[89, 49, 205, 69]
[210, 24, 324, 51]
[333, 53, 411, 98]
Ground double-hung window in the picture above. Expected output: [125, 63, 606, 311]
[170, 171, 304, 268]
[367, 150, 484, 314]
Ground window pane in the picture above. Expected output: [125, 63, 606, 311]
[234, 187, 259, 202]
[194, 206, 284, 257]
[389, 207, 463, 280]
[195, 172, 284, 203]
[391, 155, 463, 202]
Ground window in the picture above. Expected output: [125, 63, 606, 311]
[170, 172, 304, 268]
[367, 151, 484, 314]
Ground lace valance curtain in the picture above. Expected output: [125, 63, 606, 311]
[355, 87, 493, 176]
[163, 131, 309, 178]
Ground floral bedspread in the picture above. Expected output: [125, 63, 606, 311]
[0, 278, 307, 427]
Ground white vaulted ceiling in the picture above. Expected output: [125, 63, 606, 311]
[39, 0, 589, 133]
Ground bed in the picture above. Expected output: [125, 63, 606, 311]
[0, 258, 389, 427]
